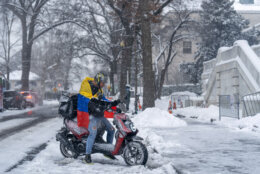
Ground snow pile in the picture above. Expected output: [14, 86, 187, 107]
[222, 113, 260, 133]
[155, 96, 170, 111]
[170, 91, 198, 97]
[133, 107, 187, 128]
[130, 107, 186, 171]
[174, 105, 219, 121]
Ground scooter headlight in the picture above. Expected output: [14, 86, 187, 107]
[129, 122, 137, 132]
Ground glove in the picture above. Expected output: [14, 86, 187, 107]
[111, 99, 121, 106]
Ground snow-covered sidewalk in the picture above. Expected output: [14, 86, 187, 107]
[173, 105, 260, 135]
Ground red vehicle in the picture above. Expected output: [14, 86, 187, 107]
[0, 75, 8, 112]
[56, 102, 148, 166]
[20, 91, 38, 107]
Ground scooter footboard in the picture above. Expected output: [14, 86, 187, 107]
[92, 143, 115, 153]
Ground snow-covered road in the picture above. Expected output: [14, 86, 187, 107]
[1, 104, 260, 174]
[157, 118, 260, 174]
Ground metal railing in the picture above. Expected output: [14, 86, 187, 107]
[242, 92, 260, 117]
[171, 95, 191, 108]
[219, 95, 240, 120]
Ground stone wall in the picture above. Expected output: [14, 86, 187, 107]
[202, 40, 260, 106]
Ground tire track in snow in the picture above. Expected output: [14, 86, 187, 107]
[0, 116, 55, 141]
[5, 142, 48, 172]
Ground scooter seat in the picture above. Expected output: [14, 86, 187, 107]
[65, 119, 89, 136]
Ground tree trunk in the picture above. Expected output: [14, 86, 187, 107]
[134, 38, 138, 114]
[109, 62, 116, 96]
[64, 46, 73, 91]
[119, 34, 134, 101]
[21, 17, 30, 91]
[6, 65, 10, 90]
[157, 68, 167, 99]
[140, 0, 155, 110]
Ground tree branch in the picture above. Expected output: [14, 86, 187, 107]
[28, 20, 79, 44]
[153, 0, 173, 16]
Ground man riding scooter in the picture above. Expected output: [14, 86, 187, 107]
[77, 73, 120, 164]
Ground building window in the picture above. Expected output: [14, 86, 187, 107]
[183, 41, 192, 54]
[239, 0, 254, 4]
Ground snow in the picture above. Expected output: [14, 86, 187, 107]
[0, 117, 62, 172]
[218, 46, 231, 53]
[174, 105, 260, 135]
[164, 0, 260, 13]
[10, 138, 177, 174]
[9, 70, 39, 81]
[236, 57, 260, 90]
[170, 91, 198, 97]
[133, 108, 187, 128]
[155, 96, 171, 111]
[215, 56, 260, 91]
[174, 105, 219, 121]
[220, 113, 260, 133]
[0, 117, 36, 132]
[0, 101, 59, 117]
[234, 0, 260, 12]
[234, 40, 260, 71]
[4, 113, 181, 174]
[2, 95, 259, 173]
[0, 107, 42, 117]
[43, 100, 59, 106]
[216, 40, 260, 90]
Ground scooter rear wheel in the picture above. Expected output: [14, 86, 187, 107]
[123, 141, 148, 166]
[60, 142, 78, 159]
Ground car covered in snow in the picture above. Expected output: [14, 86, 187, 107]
[20, 91, 38, 107]
[3, 90, 27, 110]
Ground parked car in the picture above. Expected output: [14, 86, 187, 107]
[20, 91, 38, 107]
[3, 90, 26, 110]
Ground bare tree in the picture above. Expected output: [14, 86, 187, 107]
[155, 8, 194, 99]
[80, 0, 123, 95]
[0, 7, 18, 89]
[2, 0, 77, 90]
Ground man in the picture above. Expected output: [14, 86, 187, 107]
[77, 73, 119, 164]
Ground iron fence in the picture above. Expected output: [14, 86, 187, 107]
[171, 95, 191, 108]
[219, 95, 240, 120]
[242, 92, 260, 117]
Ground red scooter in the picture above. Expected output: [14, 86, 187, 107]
[56, 101, 148, 166]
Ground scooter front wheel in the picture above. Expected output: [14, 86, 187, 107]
[123, 141, 148, 166]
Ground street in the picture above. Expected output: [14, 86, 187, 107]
[0, 105, 61, 172]
[0, 106, 259, 174]
[157, 119, 260, 174]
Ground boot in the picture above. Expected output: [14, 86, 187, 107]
[103, 154, 117, 160]
[83, 154, 92, 164]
